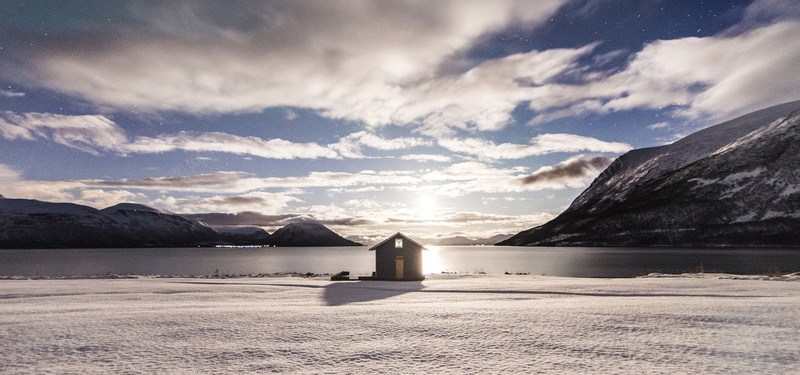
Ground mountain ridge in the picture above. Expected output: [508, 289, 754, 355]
[268, 222, 362, 247]
[0, 198, 359, 248]
[499, 100, 800, 247]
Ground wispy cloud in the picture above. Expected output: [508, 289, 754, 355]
[0, 164, 22, 189]
[88, 172, 251, 192]
[183, 212, 301, 228]
[647, 122, 670, 130]
[327, 131, 431, 158]
[0, 112, 430, 160]
[438, 134, 631, 160]
[0, 112, 127, 155]
[605, 21, 800, 122]
[517, 154, 614, 188]
[85, 170, 421, 193]
[78, 189, 146, 209]
[0, 89, 25, 98]
[399, 154, 452, 163]
[379, 210, 556, 235]
[126, 131, 339, 159]
[155, 192, 302, 214]
[422, 162, 526, 182]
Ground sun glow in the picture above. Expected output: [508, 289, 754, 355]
[417, 194, 436, 210]
[415, 195, 438, 220]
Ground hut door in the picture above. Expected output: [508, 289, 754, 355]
[395, 258, 404, 279]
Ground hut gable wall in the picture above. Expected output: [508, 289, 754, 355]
[371, 233, 424, 281]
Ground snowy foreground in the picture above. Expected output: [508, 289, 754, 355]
[1, 274, 799, 374]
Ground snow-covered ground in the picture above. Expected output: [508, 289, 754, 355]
[1, 274, 798, 374]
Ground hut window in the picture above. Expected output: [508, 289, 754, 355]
[395, 238, 403, 248]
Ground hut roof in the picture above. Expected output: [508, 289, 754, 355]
[368, 232, 427, 251]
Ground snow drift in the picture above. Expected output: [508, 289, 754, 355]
[1, 274, 797, 374]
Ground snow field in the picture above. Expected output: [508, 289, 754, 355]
[1, 274, 798, 374]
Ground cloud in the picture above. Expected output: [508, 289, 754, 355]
[741, 0, 800, 26]
[155, 191, 302, 214]
[510, 19, 800, 126]
[415, 155, 615, 197]
[126, 131, 338, 159]
[606, 21, 800, 122]
[3, 112, 430, 160]
[85, 170, 421, 193]
[3, 0, 575, 131]
[343, 199, 383, 210]
[183, 212, 301, 227]
[438, 134, 631, 160]
[517, 154, 614, 188]
[400, 154, 452, 163]
[283, 109, 298, 121]
[0, 112, 127, 155]
[0, 89, 25, 98]
[88, 171, 252, 192]
[385, 210, 554, 226]
[327, 131, 431, 158]
[3, 1, 565, 126]
[0, 164, 21, 191]
[78, 189, 146, 208]
[4, 1, 799, 135]
[647, 122, 670, 130]
[422, 162, 526, 182]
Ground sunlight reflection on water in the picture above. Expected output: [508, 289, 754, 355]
[422, 246, 443, 275]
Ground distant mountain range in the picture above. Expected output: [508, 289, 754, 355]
[500, 101, 800, 247]
[423, 234, 514, 246]
[0, 198, 360, 248]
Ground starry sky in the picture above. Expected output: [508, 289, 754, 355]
[1, 0, 799, 241]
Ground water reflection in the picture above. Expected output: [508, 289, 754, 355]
[422, 246, 444, 275]
[1, 246, 798, 278]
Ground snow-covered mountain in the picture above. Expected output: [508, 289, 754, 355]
[268, 222, 362, 247]
[215, 226, 271, 245]
[100, 203, 219, 247]
[0, 199, 360, 248]
[0, 199, 219, 248]
[0, 198, 129, 248]
[500, 101, 800, 247]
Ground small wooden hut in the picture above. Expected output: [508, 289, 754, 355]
[369, 232, 426, 281]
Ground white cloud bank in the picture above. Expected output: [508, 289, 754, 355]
[3, 1, 565, 132]
[1, 111, 628, 162]
[4, 0, 799, 133]
[438, 134, 631, 161]
[0, 112, 427, 160]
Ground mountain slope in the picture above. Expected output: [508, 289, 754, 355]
[268, 222, 362, 247]
[215, 226, 272, 245]
[0, 199, 361, 248]
[500, 101, 800, 247]
[0, 198, 133, 248]
[0, 199, 220, 248]
[100, 204, 219, 246]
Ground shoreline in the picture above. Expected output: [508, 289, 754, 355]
[2, 271, 799, 281]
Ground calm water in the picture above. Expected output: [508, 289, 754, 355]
[1, 246, 799, 278]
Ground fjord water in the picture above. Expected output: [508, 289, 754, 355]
[1, 246, 798, 278]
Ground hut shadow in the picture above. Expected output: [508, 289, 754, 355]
[323, 280, 424, 306]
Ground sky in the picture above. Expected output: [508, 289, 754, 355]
[1, 0, 799, 242]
